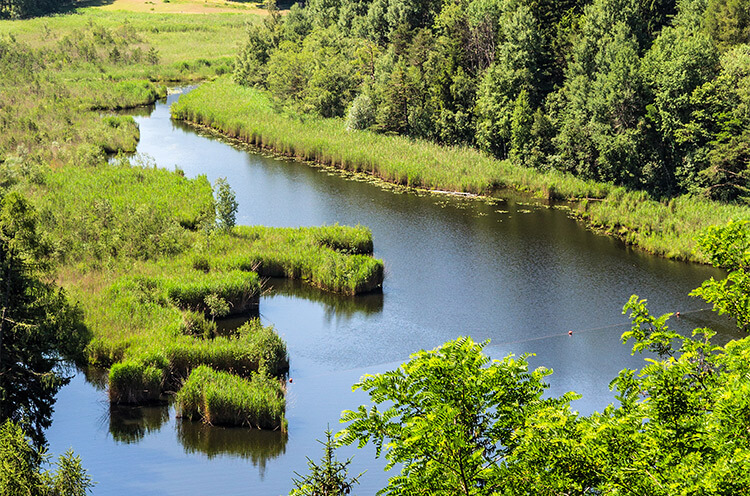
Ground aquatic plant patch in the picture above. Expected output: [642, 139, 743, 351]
[176, 365, 286, 430]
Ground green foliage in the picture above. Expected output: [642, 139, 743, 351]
[214, 177, 238, 233]
[27, 158, 214, 266]
[53, 449, 94, 496]
[174, 77, 750, 262]
[704, 0, 750, 47]
[691, 221, 750, 331]
[224, 0, 750, 211]
[555, 4, 649, 187]
[181, 310, 217, 339]
[340, 337, 573, 495]
[289, 429, 363, 496]
[172, 77, 608, 197]
[108, 360, 165, 404]
[176, 365, 286, 430]
[337, 258, 750, 493]
[679, 45, 750, 202]
[641, 22, 719, 194]
[346, 93, 376, 131]
[0, 420, 93, 496]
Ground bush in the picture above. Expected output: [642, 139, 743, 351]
[345, 94, 375, 131]
[181, 310, 217, 339]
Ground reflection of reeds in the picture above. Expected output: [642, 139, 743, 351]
[81, 366, 110, 392]
[109, 403, 170, 444]
[265, 278, 384, 318]
[176, 419, 287, 474]
[176, 366, 286, 430]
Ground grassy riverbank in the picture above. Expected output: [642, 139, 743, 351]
[1, 8, 384, 429]
[172, 78, 750, 263]
[35, 158, 382, 425]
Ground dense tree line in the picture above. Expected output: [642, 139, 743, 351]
[235, 0, 750, 201]
[0, 0, 71, 19]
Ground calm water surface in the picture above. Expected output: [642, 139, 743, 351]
[46, 91, 736, 495]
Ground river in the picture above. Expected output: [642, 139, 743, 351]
[45, 90, 737, 495]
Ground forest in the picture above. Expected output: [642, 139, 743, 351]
[235, 0, 750, 203]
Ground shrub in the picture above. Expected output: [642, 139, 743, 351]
[345, 94, 375, 131]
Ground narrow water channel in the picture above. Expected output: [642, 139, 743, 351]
[46, 90, 736, 495]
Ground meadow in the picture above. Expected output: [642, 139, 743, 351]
[172, 77, 750, 262]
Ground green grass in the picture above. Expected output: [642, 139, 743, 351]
[176, 365, 286, 430]
[0, 9, 252, 173]
[172, 77, 750, 262]
[171, 77, 609, 198]
[0, 7, 387, 430]
[24, 159, 215, 265]
[217, 225, 384, 295]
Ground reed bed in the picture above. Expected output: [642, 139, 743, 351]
[577, 191, 750, 262]
[171, 78, 608, 199]
[172, 78, 750, 262]
[202, 225, 384, 295]
[108, 320, 288, 404]
[164, 270, 260, 314]
[176, 365, 286, 431]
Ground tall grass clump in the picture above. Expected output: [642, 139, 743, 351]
[108, 360, 165, 404]
[164, 270, 260, 314]
[176, 365, 286, 430]
[217, 225, 384, 295]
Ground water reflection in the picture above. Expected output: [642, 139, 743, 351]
[116, 104, 157, 118]
[267, 278, 384, 318]
[81, 366, 109, 392]
[176, 421, 287, 477]
[109, 404, 170, 444]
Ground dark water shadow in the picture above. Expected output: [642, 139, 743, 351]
[176, 420, 287, 477]
[116, 104, 157, 118]
[109, 403, 171, 444]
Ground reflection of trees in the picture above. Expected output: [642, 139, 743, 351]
[108, 404, 170, 444]
[176, 420, 287, 477]
[116, 104, 156, 118]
